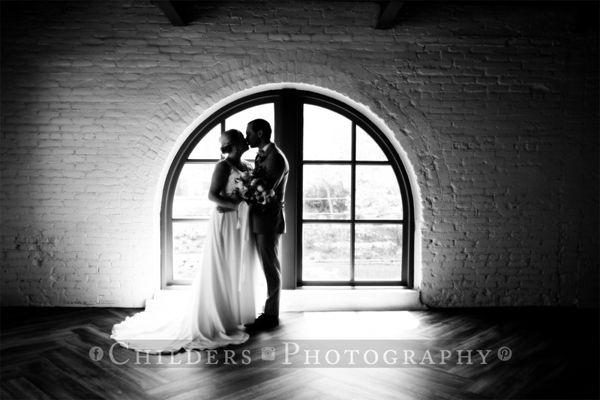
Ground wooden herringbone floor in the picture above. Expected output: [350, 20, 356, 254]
[1, 307, 597, 400]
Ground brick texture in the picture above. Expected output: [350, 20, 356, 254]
[1, 1, 598, 307]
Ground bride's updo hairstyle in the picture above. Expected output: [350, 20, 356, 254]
[220, 129, 245, 154]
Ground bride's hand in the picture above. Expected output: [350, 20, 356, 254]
[227, 190, 243, 207]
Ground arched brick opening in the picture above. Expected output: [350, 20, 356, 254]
[151, 80, 427, 300]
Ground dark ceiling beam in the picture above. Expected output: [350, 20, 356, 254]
[375, 0, 404, 29]
[156, 1, 405, 29]
[157, 0, 188, 26]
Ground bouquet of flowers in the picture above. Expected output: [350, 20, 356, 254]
[233, 169, 276, 206]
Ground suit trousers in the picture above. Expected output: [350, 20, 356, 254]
[254, 232, 281, 317]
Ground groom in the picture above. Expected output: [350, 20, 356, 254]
[244, 119, 289, 333]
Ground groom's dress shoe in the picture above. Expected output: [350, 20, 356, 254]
[245, 314, 279, 333]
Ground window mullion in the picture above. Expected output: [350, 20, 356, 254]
[278, 90, 301, 289]
[350, 122, 356, 284]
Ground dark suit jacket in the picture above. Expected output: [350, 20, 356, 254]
[251, 143, 289, 234]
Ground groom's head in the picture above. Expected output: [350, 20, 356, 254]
[246, 119, 272, 148]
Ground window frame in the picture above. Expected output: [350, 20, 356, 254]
[161, 89, 414, 289]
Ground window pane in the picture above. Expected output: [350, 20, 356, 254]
[302, 223, 350, 281]
[354, 224, 403, 281]
[303, 165, 351, 220]
[173, 220, 209, 281]
[188, 124, 221, 160]
[225, 103, 275, 162]
[356, 126, 387, 161]
[303, 104, 351, 160]
[173, 163, 215, 218]
[355, 165, 403, 219]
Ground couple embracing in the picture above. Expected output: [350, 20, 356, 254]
[111, 119, 289, 353]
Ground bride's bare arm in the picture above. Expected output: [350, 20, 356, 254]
[208, 161, 240, 210]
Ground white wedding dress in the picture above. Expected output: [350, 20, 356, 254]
[111, 164, 262, 353]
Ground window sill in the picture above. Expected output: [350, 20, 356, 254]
[160, 285, 424, 311]
[281, 287, 424, 311]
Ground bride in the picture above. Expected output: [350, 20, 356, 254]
[110, 129, 261, 353]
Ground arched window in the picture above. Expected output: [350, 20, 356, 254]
[161, 89, 414, 289]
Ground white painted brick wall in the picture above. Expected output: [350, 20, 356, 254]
[1, 1, 598, 307]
